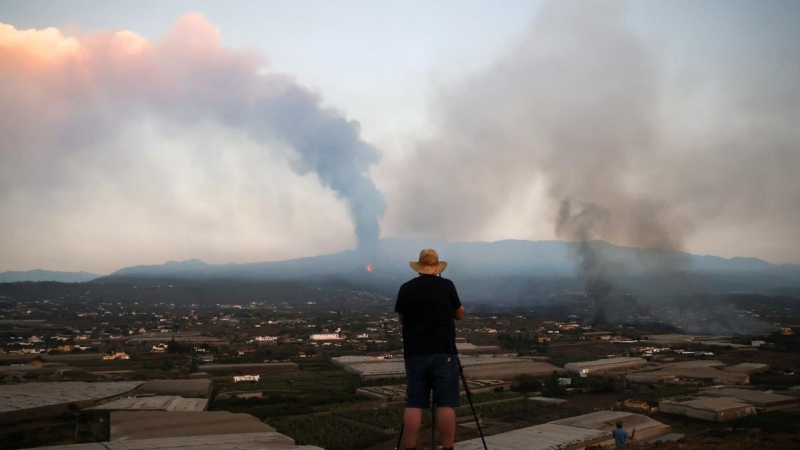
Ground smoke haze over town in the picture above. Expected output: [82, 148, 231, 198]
[1, 0, 799, 274]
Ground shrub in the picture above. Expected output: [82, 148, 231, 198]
[513, 374, 542, 393]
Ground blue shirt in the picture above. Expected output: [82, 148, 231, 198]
[612, 428, 630, 447]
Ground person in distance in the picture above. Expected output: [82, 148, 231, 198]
[612, 420, 635, 447]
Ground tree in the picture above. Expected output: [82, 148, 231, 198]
[166, 337, 192, 354]
[541, 372, 567, 397]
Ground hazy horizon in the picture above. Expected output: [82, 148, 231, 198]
[1, 0, 799, 273]
[3, 236, 796, 277]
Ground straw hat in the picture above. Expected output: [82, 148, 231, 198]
[409, 249, 447, 275]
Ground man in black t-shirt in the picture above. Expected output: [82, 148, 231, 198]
[395, 249, 465, 450]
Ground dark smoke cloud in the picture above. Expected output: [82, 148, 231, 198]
[248, 84, 386, 249]
[389, 0, 686, 247]
[387, 0, 800, 265]
[556, 200, 615, 323]
[391, 0, 694, 319]
[384, 0, 799, 330]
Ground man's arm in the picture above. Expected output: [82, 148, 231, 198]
[450, 279, 464, 320]
[395, 284, 405, 326]
[630, 429, 635, 441]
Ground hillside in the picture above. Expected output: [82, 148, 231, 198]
[0, 270, 100, 283]
[98, 238, 800, 296]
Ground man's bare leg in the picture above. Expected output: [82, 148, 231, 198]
[436, 406, 456, 448]
[403, 407, 423, 449]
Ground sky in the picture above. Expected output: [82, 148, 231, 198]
[0, 0, 798, 273]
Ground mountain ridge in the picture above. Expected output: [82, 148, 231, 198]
[0, 269, 100, 283]
[5, 239, 798, 292]
[107, 238, 798, 276]
[94, 238, 800, 296]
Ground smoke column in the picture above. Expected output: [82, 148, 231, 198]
[248, 83, 386, 250]
[398, 0, 792, 332]
[556, 200, 615, 324]
[389, 0, 800, 274]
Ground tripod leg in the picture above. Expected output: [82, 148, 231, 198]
[431, 401, 436, 449]
[396, 420, 404, 450]
[458, 359, 488, 450]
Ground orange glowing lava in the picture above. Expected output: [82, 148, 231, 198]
[365, 263, 373, 273]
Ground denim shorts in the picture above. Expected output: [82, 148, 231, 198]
[404, 353, 461, 409]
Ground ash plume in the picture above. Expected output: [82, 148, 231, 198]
[0, 13, 386, 268]
[249, 83, 386, 250]
[556, 200, 614, 324]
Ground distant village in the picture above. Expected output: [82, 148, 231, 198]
[1, 289, 799, 449]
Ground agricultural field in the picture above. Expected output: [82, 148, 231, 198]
[335, 391, 524, 431]
[458, 397, 556, 422]
[267, 415, 391, 450]
[336, 403, 419, 431]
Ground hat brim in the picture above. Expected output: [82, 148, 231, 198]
[409, 261, 447, 275]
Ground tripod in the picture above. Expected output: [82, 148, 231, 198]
[458, 356, 488, 450]
[395, 357, 488, 450]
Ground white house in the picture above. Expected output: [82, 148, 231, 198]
[310, 334, 342, 341]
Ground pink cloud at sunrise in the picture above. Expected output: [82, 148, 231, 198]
[0, 13, 385, 272]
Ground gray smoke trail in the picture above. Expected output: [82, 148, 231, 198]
[529, 0, 701, 325]
[556, 200, 616, 324]
[249, 84, 387, 250]
[555, 197, 705, 325]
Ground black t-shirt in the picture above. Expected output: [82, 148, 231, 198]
[394, 275, 462, 357]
